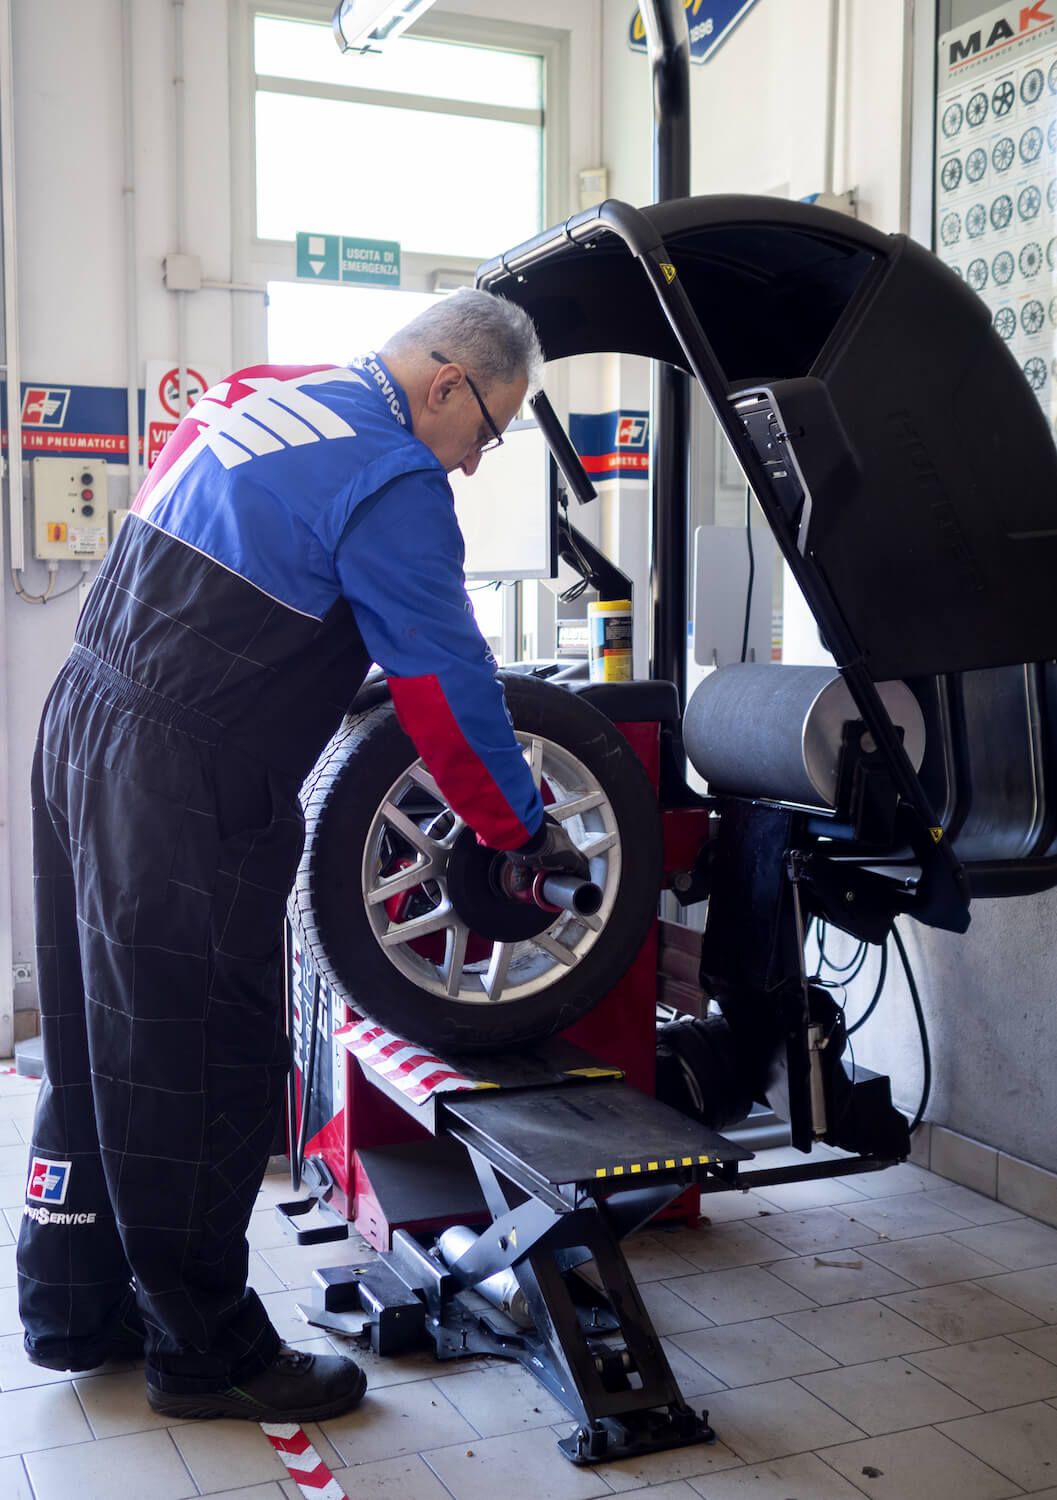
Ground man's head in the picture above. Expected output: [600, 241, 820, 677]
[380, 290, 543, 475]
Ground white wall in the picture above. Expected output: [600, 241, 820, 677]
[1, 0, 601, 1034]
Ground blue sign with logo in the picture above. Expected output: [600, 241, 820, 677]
[629, 0, 761, 64]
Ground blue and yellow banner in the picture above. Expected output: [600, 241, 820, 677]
[629, 0, 761, 64]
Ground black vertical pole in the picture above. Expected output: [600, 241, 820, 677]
[641, 1, 691, 705]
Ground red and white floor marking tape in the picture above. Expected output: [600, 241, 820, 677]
[333, 1014, 496, 1103]
[261, 1423, 345, 1498]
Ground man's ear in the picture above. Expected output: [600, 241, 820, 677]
[427, 363, 462, 411]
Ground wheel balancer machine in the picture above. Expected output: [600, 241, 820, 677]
[281, 0, 1057, 1467]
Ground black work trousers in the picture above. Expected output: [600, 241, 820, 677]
[17, 646, 305, 1390]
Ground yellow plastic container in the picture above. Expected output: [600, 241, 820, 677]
[588, 599, 633, 682]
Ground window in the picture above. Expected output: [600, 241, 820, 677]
[231, 3, 565, 665]
[251, 13, 544, 259]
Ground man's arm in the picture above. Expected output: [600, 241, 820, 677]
[336, 469, 544, 849]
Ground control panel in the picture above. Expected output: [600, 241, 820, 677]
[32, 458, 110, 562]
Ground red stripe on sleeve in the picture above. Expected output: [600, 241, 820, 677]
[388, 674, 530, 850]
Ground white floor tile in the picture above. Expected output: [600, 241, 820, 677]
[751, 1178, 866, 1212]
[800, 1356, 979, 1434]
[683, 1450, 870, 1499]
[421, 1424, 614, 1500]
[0, 1246, 14, 1289]
[819, 1424, 1020, 1500]
[0, 1380, 93, 1458]
[324, 1452, 459, 1499]
[831, 1162, 939, 1199]
[694, 1191, 776, 1224]
[845, 1193, 976, 1240]
[882, 1279, 1044, 1343]
[192, 1487, 286, 1500]
[778, 1298, 942, 1365]
[435, 1360, 568, 1437]
[863, 1233, 1007, 1288]
[260, 1238, 371, 1292]
[751, 1206, 879, 1256]
[170, 1420, 289, 1493]
[1008, 1324, 1057, 1364]
[321, 1377, 478, 1467]
[586, 1431, 742, 1490]
[0, 1454, 33, 1499]
[950, 1217, 1057, 1270]
[671, 1317, 837, 1387]
[661, 1266, 814, 1325]
[0, 1284, 22, 1337]
[661, 1337, 727, 1399]
[909, 1334, 1057, 1410]
[620, 1232, 702, 1282]
[584, 1482, 700, 1500]
[74, 1368, 192, 1439]
[768, 1249, 914, 1306]
[0, 1174, 31, 1211]
[939, 1400, 1057, 1490]
[975, 1265, 1057, 1321]
[703, 1377, 865, 1462]
[922, 1185, 1022, 1226]
[23, 1429, 196, 1500]
[656, 1221, 792, 1272]
[246, 1210, 295, 1253]
[636, 1280, 716, 1336]
[246, 1251, 285, 1296]
[0, 1332, 79, 1392]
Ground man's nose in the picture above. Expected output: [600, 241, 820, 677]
[460, 449, 482, 477]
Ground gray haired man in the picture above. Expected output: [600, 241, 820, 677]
[19, 291, 581, 1421]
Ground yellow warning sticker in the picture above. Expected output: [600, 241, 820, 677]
[665, 1158, 676, 1169]
[566, 1066, 624, 1079]
[659, 262, 677, 283]
[929, 826, 944, 843]
[596, 1167, 607, 1178]
[630, 1163, 642, 1174]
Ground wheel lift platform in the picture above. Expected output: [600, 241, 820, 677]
[282, 1029, 752, 1465]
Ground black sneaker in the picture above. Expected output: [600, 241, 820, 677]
[146, 1344, 368, 1422]
[26, 1300, 146, 1373]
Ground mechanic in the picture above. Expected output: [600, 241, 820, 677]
[18, 290, 587, 1424]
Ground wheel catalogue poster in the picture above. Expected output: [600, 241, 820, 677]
[936, 2, 1057, 434]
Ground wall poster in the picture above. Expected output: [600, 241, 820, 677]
[936, 2, 1057, 436]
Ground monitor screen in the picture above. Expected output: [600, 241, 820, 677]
[450, 420, 556, 581]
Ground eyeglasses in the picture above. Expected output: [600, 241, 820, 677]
[431, 350, 503, 453]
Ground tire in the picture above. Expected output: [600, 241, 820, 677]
[293, 674, 663, 1052]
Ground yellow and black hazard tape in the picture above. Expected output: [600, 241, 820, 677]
[594, 1153, 710, 1179]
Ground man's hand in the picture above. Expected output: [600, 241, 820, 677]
[507, 815, 590, 881]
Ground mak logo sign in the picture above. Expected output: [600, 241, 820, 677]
[21, 387, 71, 428]
[947, 1, 1054, 68]
[629, 0, 760, 64]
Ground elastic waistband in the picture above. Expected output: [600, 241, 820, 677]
[65, 644, 224, 746]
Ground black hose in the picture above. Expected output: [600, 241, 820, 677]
[892, 923, 932, 1133]
[740, 485, 755, 663]
[847, 938, 889, 1036]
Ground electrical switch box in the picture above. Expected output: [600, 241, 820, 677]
[32, 458, 110, 561]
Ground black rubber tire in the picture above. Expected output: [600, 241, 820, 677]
[292, 674, 663, 1053]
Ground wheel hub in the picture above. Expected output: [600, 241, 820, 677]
[444, 829, 554, 943]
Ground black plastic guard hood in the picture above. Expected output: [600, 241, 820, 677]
[479, 195, 1057, 682]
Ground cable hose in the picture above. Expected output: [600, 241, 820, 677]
[891, 923, 931, 1134]
[847, 938, 889, 1036]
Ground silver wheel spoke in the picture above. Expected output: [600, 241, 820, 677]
[581, 911, 603, 934]
[580, 832, 618, 860]
[381, 800, 438, 857]
[483, 941, 514, 1001]
[525, 736, 545, 788]
[535, 933, 578, 967]
[408, 764, 446, 804]
[366, 858, 437, 906]
[442, 924, 471, 997]
[548, 790, 605, 822]
[379, 904, 453, 948]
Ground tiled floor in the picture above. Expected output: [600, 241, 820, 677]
[6, 1065, 1057, 1499]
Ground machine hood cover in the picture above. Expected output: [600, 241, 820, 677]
[479, 196, 1057, 681]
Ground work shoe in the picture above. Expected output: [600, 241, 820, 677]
[26, 1298, 146, 1372]
[146, 1344, 368, 1422]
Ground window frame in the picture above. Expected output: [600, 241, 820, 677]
[228, 0, 569, 365]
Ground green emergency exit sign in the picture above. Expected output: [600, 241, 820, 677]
[295, 232, 401, 288]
